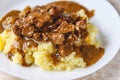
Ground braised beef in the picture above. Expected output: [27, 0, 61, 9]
[33, 33, 42, 41]
[48, 6, 64, 18]
[66, 33, 76, 43]
[13, 26, 22, 36]
[76, 18, 87, 29]
[48, 32, 64, 44]
[42, 33, 48, 41]
[22, 26, 35, 37]
[56, 21, 75, 33]
[44, 19, 63, 31]
[13, 6, 87, 41]
[60, 14, 74, 23]
[34, 13, 51, 28]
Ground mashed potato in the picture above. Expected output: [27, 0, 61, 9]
[86, 23, 100, 48]
[0, 22, 99, 70]
[0, 30, 17, 54]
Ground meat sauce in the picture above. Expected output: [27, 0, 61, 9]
[0, 10, 20, 33]
[0, 1, 104, 67]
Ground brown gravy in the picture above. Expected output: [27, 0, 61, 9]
[80, 45, 104, 66]
[47, 1, 94, 18]
[0, 10, 20, 33]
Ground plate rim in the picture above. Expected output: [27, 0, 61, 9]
[0, 0, 120, 80]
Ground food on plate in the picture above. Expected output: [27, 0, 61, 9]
[0, 1, 105, 71]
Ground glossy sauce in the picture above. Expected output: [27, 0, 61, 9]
[80, 45, 104, 66]
[0, 10, 20, 33]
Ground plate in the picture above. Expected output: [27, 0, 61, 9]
[0, 0, 120, 80]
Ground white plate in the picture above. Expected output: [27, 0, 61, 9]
[0, 0, 120, 80]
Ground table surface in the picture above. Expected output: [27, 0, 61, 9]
[0, 0, 120, 80]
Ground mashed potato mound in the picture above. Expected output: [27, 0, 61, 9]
[0, 22, 99, 71]
[0, 31, 86, 70]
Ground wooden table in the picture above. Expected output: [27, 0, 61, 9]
[0, 0, 119, 80]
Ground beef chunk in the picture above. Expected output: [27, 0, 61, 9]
[56, 21, 74, 33]
[13, 26, 22, 36]
[48, 6, 64, 17]
[33, 33, 43, 41]
[76, 18, 87, 30]
[48, 33, 64, 44]
[22, 26, 35, 37]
